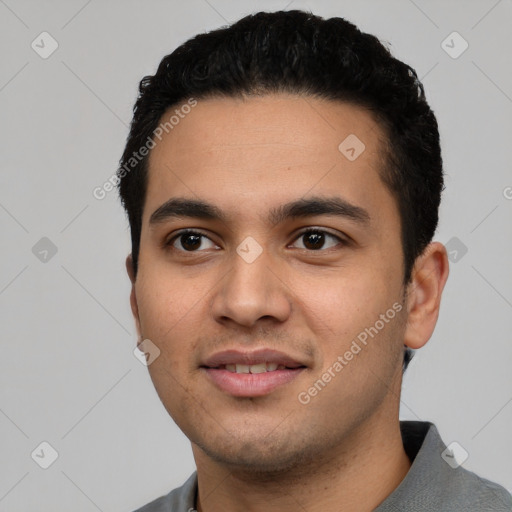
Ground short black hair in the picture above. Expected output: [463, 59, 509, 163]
[118, 9, 444, 371]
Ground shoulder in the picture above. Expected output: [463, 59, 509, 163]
[445, 465, 512, 511]
[378, 422, 512, 511]
[132, 492, 171, 512]
[131, 472, 198, 512]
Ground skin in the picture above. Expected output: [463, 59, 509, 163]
[126, 94, 449, 512]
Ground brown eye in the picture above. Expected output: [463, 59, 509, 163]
[178, 233, 202, 251]
[302, 231, 325, 250]
[292, 229, 343, 251]
[167, 230, 217, 252]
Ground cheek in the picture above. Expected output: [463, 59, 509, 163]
[302, 272, 404, 370]
[135, 269, 207, 390]
[135, 267, 203, 340]
[299, 301, 405, 421]
[304, 272, 391, 328]
[137, 279, 202, 416]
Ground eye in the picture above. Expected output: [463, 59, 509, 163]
[165, 228, 346, 253]
[290, 229, 344, 251]
[166, 230, 218, 252]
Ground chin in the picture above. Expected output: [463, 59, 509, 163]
[193, 428, 319, 475]
[204, 447, 306, 475]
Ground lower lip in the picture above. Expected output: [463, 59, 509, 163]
[202, 368, 305, 397]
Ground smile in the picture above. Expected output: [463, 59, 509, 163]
[216, 362, 301, 373]
[202, 365, 306, 397]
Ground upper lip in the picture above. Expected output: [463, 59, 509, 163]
[201, 349, 307, 368]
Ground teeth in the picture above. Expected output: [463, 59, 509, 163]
[223, 363, 286, 373]
[249, 363, 267, 374]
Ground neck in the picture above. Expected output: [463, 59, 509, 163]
[193, 414, 411, 512]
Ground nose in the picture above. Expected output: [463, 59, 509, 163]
[210, 247, 292, 328]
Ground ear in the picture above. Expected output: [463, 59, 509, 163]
[126, 254, 142, 340]
[403, 242, 449, 350]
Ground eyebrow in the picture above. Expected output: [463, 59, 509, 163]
[149, 196, 371, 227]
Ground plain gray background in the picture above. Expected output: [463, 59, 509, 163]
[1, 0, 511, 510]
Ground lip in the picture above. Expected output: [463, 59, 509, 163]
[201, 348, 305, 368]
[201, 349, 308, 397]
[202, 367, 306, 397]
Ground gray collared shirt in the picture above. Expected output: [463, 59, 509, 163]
[133, 421, 512, 511]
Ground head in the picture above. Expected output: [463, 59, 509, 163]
[118, 11, 448, 473]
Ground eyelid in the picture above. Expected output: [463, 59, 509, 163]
[164, 227, 348, 252]
[289, 227, 348, 249]
[163, 228, 218, 251]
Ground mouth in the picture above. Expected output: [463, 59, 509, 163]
[200, 350, 308, 397]
[208, 362, 303, 373]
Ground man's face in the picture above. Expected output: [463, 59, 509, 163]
[130, 94, 408, 472]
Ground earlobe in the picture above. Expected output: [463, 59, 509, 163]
[126, 254, 142, 339]
[404, 242, 449, 350]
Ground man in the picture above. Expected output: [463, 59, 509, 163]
[117, 10, 512, 512]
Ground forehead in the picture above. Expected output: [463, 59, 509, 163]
[150, 94, 384, 159]
[144, 94, 393, 226]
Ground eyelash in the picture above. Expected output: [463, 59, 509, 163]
[164, 228, 346, 253]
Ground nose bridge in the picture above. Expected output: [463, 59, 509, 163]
[211, 242, 291, 326]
